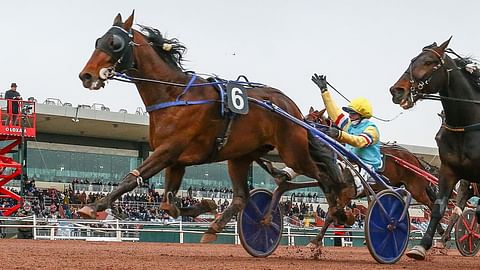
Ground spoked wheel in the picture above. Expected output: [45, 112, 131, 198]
[455, 208, 480, 256]
[365, 190, 410, 264]
[238, 189, 283, 257]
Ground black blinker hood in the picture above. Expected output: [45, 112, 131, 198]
[95, 26, 134, 72]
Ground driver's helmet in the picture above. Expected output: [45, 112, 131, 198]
[342, 97, 373, 118]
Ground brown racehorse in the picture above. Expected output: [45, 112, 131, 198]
[304, 107, 444, 246]
[78, 12, 355, 243]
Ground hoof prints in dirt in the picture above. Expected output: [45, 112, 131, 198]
[278, 246, 327, 260]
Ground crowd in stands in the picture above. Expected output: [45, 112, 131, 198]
[71, 178, 119, 186]
[2, 177, 368, 228]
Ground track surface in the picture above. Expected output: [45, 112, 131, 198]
[0, 240, 477, 270]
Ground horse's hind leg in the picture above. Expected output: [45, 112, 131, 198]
[160, 165, 218, 218]
[307, 215, 333, 249]
[201, 157, 251, 243]
[159, 165, 185, 218]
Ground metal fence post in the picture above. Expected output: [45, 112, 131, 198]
[287, 225, 291, 246]
[116, 219, 121, 241]
[50, 223, 55, 240]
[234, 222, 239, 245]
[179, 219, 183, 244]
[33, 214, 37, 240]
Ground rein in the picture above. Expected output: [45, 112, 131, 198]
[415, 92, 480, 105]
[111, 72, 266, 113]
[325, 82, 403, 123]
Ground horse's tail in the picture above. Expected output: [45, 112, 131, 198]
[307, 131, 343, 185]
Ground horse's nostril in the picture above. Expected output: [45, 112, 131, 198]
[390, 86, 401, 95]
[80, 72, 92, 81]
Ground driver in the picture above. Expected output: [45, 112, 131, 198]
[312, 74, 382, 195]
[276, 74, 382, 196]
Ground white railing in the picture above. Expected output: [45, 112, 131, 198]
[0, 215, 372, 246]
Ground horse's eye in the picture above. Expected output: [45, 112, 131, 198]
[111, 35, 125, 52]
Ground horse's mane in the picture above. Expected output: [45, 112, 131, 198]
[451, 56, 480, 89]
[137, 25, 187, 71]
[135, 25, 305, 116]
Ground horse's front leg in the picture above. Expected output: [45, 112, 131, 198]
[407, 166, 457, 260]
[77, 147, 172, 219]
[160, 165, 218, 218]
[436, 179, 471, 248]
[201, 157, 251, 243]
[307, 215, 333, 249]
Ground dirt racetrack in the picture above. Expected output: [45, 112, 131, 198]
[0, 239, 478, 270]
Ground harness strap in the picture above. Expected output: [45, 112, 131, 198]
[442, 122, 480, 132]
[146, 100, 216, 112]
[205, 112, 236, 162]
[176, 75, 197, 101]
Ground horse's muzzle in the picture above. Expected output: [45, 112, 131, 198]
[390, 86, 407, 104]
[79, 72, 104, 90]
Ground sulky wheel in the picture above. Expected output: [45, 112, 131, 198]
[238, 189, 283, 257]
[365, 190, 410, 264]
[455, 208, 480, 256]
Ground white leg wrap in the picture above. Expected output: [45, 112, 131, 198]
[136, 176, 144, 187]
[282, 167, 299, 180]
[129, 169, 143, 187]
[354, 176, 364, 196]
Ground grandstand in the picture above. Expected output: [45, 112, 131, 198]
[0, 97, 439, 226]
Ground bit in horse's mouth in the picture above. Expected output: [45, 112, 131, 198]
[400, 99, 410, 109]
[89, 79, 105, 90]
[400, 95, 414, 109]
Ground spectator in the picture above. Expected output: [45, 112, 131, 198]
[5, 83, 22, 125]
[187, 186, 193, 199]
[333, 222, 346, 246]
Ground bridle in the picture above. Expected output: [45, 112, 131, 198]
[404, 47, 480, 106]
[405, 46, 480, 132]
[95, 26, 136, 74]
[406, 47, 451, 103]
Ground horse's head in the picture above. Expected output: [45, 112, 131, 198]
[389, 38, 452, 109]
[305, 107, 332, 126]
[79, 12, 136, 90]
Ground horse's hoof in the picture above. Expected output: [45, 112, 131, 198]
[200, 233, 217, 243]
[306, 242, 319, 250]
[201, 199, 218, 215]
[77, 206, 97, 219]
[160, 202, 180, 219]
[406, 245, 426, 260]
[434, 241, 446, 249]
